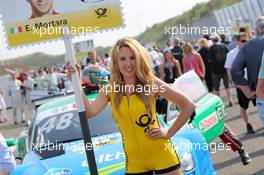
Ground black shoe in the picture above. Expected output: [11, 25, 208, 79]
[239, 151, 251, 165]
[246, 123, 255, 134]
[228, 101, 233, 107]
[14, 121, 18, 125]
[21, 120, 26, 124]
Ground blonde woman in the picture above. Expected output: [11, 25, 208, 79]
[182, 42, 205, 79]
[67, 37, 195, 175]
[198, 38, 213, 92]
[158, 50, 182, 123]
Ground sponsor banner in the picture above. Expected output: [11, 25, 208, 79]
[199, 112, 218, 132]
[0, 0, 123, 47]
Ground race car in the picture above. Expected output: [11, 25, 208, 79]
[166, 71, 226, 143]
[11, 92, 216, 175]
[29, 76, 74, 108]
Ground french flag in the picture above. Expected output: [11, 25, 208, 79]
[10, 26, 23, 34]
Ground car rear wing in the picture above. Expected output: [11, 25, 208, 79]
[32, 85, 101, 108]
[32, 91, 74, 108]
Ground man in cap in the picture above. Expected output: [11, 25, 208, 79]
[208, 33, 233, 106]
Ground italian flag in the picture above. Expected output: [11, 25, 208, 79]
[10, 26, 23, 34]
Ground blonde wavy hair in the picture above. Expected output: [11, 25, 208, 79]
[110, 37, 156, 117]
[199, 38, 210, 49]
[182, 42, 195, 56]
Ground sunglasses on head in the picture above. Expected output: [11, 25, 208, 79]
[212, 38, 218, 42]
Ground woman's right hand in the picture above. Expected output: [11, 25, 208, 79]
[66, 64, 81, 80]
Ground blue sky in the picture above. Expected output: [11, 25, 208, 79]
[0, 0, 209, 59]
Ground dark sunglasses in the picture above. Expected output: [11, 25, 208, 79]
[240, 40, 247, 43]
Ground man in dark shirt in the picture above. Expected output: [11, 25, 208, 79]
[86, 51, 96, 65]
[232, 16, 264, 97]
[232, 16, 264, 125]
[171, 39, 184, 71]
[208, 33, 233, 106]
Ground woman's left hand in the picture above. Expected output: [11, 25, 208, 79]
[147, 127, 171, 139]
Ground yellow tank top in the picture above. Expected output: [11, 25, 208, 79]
[109, 92, 174, 156]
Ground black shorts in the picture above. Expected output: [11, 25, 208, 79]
[236, 88, 256, 110]
[211, 73, 229, 91]
[126, 164, 181, 175]
[156, 97, 168, 115]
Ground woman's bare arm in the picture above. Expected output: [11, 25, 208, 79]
[182, 57, 187, 73]
[257, 79, 264, 100]
[159, 64, 165, 81]
[67, 64, 109, 119]
[148, 78, 195, 139]
[83, 86, 109, 118]
[197, 53, 205, 77]
[175, 60, 182, 76]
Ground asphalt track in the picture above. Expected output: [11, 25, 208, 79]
[0, 87, 264, 175]
[210, 88, 264, 175]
